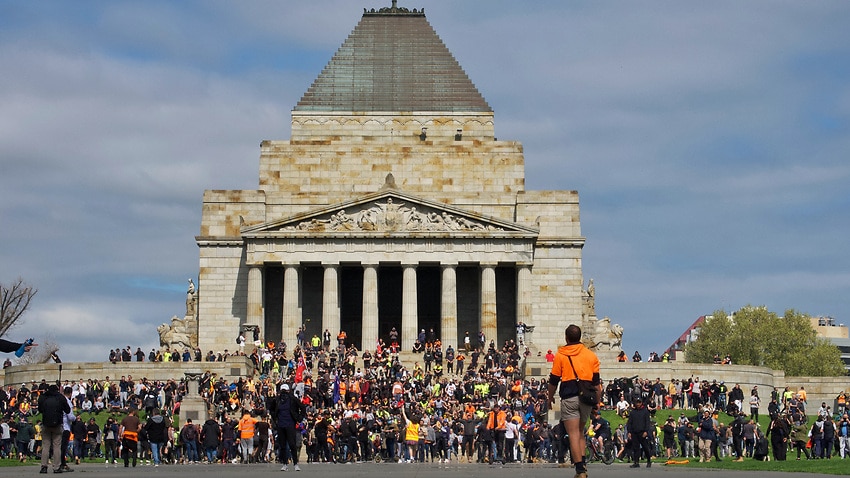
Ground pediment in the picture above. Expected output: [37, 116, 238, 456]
[241, 190, 538, 237]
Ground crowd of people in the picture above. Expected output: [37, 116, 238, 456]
[5, 329, 561, 472]
[600, 377, 850, 465]
[0, 331, 848, 474]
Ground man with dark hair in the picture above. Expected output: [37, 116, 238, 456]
[38, 384, 69, 473]
[627, 397, 653, 467]
[119, 409, 141, 467]
[547, 324, 601, 478]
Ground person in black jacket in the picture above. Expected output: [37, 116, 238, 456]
[38, 384, 70, 473]
[731, 411, 746, 461]
[627, 397, 653, 468]
[275, 383, 305, 471]
[201, 418, 221, 463]
[145, 409, 171, 466]
[71, 416, 88, 464]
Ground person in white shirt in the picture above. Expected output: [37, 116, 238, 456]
[616, 396, 631, 417]
[505, 418, 520, 462]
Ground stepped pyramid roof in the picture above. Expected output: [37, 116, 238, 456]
[295, 2, 492, 113]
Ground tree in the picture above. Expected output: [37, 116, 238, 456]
[684, 305, 845, 376]
[0, 277, 37, 337]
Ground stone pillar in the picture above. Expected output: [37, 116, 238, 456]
[322, 264, 340, 342]
[517, 264, 533, 347]
[441, 264, 458, 349]
[401, 264, 418, 352]
[247, 265, 263, 344]
[362, 264, 379, 351]
[480, 263, 497, 349]
[179, 372, 209, 423]
[282, 264, 300, 349]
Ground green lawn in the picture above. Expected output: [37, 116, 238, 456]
[598, 408, 848, 475]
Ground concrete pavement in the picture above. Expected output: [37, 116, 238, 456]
[3, 460, 839, 478]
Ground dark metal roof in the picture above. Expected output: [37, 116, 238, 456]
[294, 4, 492, 112]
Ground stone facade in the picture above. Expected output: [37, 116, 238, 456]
[194, 6, 599, 357]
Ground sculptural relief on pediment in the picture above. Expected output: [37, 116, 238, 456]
[284, 198, 503, 233]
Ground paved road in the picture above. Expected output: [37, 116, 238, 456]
[4, 461, 839, 478]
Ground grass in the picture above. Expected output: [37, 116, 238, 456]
[598, 408, 848, 475]
[3, 408, 165, 468]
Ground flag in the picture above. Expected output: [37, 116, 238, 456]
[295, 351, 306, 383]
[333, 374, 341, 405]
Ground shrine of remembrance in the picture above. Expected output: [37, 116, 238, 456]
[194, 3, 588, 356]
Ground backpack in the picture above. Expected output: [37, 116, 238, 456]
[43, 405, 63, 428]
[182, 424, 197, 442]
[236, 336, 240, 344]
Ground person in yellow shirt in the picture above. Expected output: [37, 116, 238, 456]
[238, 412, 259, 463]
[401, 406, 419, 463]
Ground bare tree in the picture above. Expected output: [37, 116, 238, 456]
[0, 277, 37, 337]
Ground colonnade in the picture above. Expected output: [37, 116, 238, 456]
[245, 262, 532, 352]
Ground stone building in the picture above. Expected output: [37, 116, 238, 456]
[195, 3, 593, 355]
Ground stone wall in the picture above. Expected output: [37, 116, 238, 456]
[290, 112, 495, 141]
[1, 357, 255, 387]
[257, 136, 525, 214]
[197, 244, 249, 354]
[534, 360, 850, 412]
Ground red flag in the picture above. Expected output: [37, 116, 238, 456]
[295, 352, 306, 383]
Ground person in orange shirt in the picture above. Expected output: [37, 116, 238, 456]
[486, 404, 508, 463]
[238, 412, 259, 463]
[547, 324, 601, 478]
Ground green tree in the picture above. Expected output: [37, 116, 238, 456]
[683, 305, 844, 376]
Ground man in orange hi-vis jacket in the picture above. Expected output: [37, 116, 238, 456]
[547, 324, 601, 478]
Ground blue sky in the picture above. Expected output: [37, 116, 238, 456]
[1, 0, 849, 362]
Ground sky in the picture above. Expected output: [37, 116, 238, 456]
[1, 0, 849, 363]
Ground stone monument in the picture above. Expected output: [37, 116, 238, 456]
[581, 279, 624, 362]
[179, 371, 209, 423]
[157, 279, 199, 353]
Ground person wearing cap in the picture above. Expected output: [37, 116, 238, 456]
[38, 384, 69, 473]
[546, 324, 601, 478]
[274, 382, 305, 471]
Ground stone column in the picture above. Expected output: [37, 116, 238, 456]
[401, 264, 418, 352]
[441, 264, 458, 348]
[361, 264, 379, 351]
[480, 263, 497, 348]
[282, 264, 300, 349]
[322, 264, 340, 342]
[247, 265, 263, 342]
[517, 264, 533, 347]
